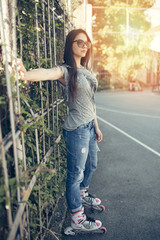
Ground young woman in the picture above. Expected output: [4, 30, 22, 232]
[17, 29, 103, 232]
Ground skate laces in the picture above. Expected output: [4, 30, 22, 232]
[86, 216, 95, 223]
[83, 216, 101, 229]
[71, 209, 102, 230]
[84, 193, 94, 209]
[83, 192, 101, 205]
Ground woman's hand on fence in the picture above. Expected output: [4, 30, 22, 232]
[17, 59, 27, 81]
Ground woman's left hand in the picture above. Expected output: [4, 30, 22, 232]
[95, 127, 103, 142]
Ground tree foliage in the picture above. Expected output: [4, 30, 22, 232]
[89, 0, 156, 87]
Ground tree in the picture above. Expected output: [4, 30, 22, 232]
[89, 0, 156, 88]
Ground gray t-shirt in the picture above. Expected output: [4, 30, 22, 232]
[60, 65, 98, 131]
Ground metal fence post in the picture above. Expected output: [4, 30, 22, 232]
[0, 0, 72, 239]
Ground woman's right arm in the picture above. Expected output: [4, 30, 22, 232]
[17, 59, 64, 83]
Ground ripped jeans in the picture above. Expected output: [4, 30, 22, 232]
[63, 119, 99, 212]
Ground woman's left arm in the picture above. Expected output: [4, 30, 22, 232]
[94, 109, 103, 142]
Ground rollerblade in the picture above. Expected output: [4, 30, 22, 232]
[64, 207, 107, 235]
[80, 188, 105, 213]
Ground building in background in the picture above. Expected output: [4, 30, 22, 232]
[73, 2, 92, 40]
[147, 25, 160, 88]
[140, 1, 160, 88]
[66, 0, 92, 40]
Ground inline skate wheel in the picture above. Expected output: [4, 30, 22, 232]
[99, 204, 105, 212]
[100, 226, 107, 233]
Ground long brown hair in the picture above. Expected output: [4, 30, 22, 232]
[63, 29, 92, 99]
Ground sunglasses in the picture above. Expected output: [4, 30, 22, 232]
[73, 39, 91, 49]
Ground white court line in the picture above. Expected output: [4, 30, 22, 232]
[97, 116, 160, 157]
[97, 106, 160, 119]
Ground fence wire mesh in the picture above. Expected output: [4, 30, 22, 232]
[0, 0, 72, 239]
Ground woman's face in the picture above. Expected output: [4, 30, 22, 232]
[72, 33, 90, 59]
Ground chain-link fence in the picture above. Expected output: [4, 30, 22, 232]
[0, 0, 73, 239]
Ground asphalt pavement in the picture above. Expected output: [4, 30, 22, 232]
[63, 90, 160, 240]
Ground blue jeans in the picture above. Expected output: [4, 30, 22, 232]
[63, 120, 99, 212]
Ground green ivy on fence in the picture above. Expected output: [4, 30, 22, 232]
[0, 0, 69, 239]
